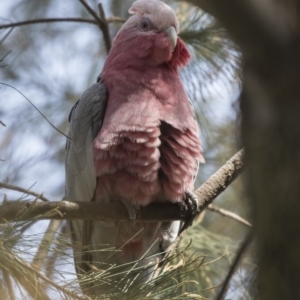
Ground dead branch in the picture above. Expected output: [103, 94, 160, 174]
[0, 181, 49, 202]
[207, 204, 252, 227]
[0, 149, 244, 223]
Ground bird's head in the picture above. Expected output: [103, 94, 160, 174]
[107, 0, 190, 69]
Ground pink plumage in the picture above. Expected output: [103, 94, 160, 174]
[93, 0, 203, 207]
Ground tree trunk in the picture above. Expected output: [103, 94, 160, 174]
[188, 0, 300, 298]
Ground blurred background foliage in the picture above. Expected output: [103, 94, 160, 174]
[0, 0, 252, 299]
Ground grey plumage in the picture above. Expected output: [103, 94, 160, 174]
[65, 83, 107, 276]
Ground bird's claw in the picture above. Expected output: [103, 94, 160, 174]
[178, 191, 198, 217]
[178, 191, 199, 234]
[122, 199, 140, 225]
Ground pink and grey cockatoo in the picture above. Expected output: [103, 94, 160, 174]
[65, 0, 203, 291]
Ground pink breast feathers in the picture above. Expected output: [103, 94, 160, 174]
[93, 122, 201, 206]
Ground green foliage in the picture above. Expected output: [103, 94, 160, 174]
[0, 220, 223, 299]
[179, 5, 241, 89]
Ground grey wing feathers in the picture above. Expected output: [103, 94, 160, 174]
[65, 82, 107, 274]
[66, 82, 107, 202]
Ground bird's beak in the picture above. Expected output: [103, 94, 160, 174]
[165, 26, 177, 50]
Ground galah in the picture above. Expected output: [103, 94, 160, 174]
[65, 0, 203, 291]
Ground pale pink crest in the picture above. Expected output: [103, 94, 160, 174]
[128, 0, 179, 32]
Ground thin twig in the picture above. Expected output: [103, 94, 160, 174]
[79, 0, 102, 23]
[0, 82, 70, 139]
[207, 204, 252, 227]
[106, 16, 125, 23]
[0, 50, 12, 63]
[79, 0, 111, 53]
[0, 27, 13, 46]
[0, 181, 49, 202]
[0, 18, 95, 29]
[0, 17, 125, 30]
[98, 3, 111, 53]
[216, 231, 253, 300]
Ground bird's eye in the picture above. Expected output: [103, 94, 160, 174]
[138, 18, 153, 31]
[141, 21, 149, 30]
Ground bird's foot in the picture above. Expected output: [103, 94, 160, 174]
[122, 199, 140, 226]
[178, 191, 199, 216]
[178, 191, 199, 234]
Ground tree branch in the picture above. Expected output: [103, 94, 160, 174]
[0, 181, 49, 202]
[78, 0, 111, 53]
[97, 3, 111, 53]
[0, 17, 125, 30]
[0, 18, 96, 29]
[207, 204, 252, 227]
[195, 149, 244, 212]
[0, 150, 244, 223]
